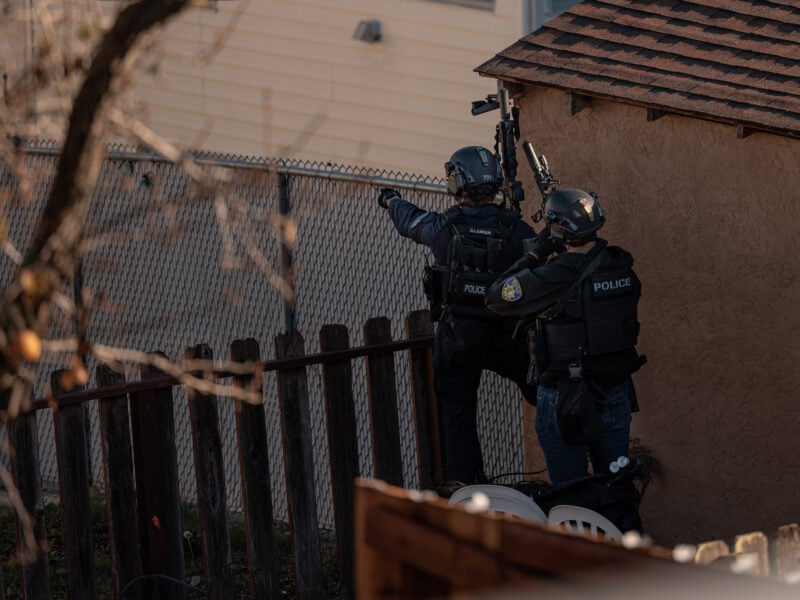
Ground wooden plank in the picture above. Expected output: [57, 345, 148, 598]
[363, 317, 403, 487]
[354, 478, 800, 598]
[694, 540, 730, 566]
[365, 504, 531, 590]
[319, 324, 359, 600]
[274, 331, 323, 599]
[354, 480, 427, 600]
[8, 389, 53, 600]
[405, 310, 441, 489]
[31, 337, 434, 411]
[96, 363, 142, 600]
[185, 344, 234, 599]
[774, 523, 800, 583]
[130, 356, 185, 598]
[51, 371, 97, 599]
[230, 338, 280, 600]
[734, 531, 770, 577]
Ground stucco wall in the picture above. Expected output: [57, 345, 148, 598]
[516, 86, 800, 546]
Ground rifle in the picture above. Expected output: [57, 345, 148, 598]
[471, 82, 524, 215]
[471, 82, 559, 220]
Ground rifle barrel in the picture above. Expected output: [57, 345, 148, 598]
[523, 141, 543, 172]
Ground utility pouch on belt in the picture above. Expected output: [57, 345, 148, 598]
[555, 369, 604, 446]
[423, 264, 448, 321]
[552, 347, 603, 446]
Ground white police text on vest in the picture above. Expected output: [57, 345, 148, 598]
[593, 277, 631, 294]
[463, 283, 487, 295]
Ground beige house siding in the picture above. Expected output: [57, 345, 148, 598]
[517, 86, 800, 546]
[132, 0, 528, 176]
[0, 15, 27, 82]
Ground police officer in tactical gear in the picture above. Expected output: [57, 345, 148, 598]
[378, 145, 539, 485]
[486, 189, 646, 497]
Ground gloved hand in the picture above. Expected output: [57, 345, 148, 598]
[377, 188, 400, 209]
[523, 229, 563, 261]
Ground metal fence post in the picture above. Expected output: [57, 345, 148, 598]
[278, 172, 296, 332]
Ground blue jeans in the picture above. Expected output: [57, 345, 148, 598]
[535, 378, 633, 484]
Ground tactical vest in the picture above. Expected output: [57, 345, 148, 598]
[541, 248, 641, 379]
[424, 205, 520, 320]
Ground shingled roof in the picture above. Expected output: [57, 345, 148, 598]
[476, 0, 800, 138]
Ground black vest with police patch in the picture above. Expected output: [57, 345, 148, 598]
[441, 205, 520, 306]
[542, 245, 642, 383]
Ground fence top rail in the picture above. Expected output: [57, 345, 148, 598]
[20, 143, 449, 194]
[30, 335, 434, 411]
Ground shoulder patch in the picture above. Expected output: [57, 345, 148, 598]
[501, 277, 523, 302]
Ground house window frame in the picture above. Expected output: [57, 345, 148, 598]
[543, 0, 579, 20]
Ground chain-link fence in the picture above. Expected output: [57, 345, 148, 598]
[0, 143, 525, 529]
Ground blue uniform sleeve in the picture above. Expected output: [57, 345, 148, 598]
[387, 197, 444, 247]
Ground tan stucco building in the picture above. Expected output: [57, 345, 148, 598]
[478, 0, 800, 545]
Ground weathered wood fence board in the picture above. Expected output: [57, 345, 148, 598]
[8, 387, 53, 600]
[275, 330, 324, 599]
[364, 317, 404, 487]
[230, 337, 280, 600]
[51, 372, 97, 599]
[694, 539, 730, 567]
[185, 344, 234, 599]
[96, 363, 142, 600]
[775, 524, 800, 583]
[130, 358, 185, 598]
[734, 531, 769, 577]
[405, 310, 442, 490]
[320, 324, 359, 600]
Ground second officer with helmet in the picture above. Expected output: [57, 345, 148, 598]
[486, 188, 646, 510]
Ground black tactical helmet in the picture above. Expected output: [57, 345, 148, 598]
[444, 146, 503, 199]
[544, 188, 605, 241]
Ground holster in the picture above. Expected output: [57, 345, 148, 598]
[526, 322, 549, 385]
[423, 264, 448, 321]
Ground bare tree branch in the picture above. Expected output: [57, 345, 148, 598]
[0, 0, 192, 403]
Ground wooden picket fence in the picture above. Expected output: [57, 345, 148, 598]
[3, 310, 440, 600]
[5, 306, 800, 599]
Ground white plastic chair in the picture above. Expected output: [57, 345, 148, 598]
[448, 484, 548, 523]
[547, 504, 623, 541]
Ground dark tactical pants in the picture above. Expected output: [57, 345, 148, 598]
[434, 316, 535, 485]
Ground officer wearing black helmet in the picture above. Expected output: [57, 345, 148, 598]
[378, 145, 539, 486]
[486, 189, 646, 499]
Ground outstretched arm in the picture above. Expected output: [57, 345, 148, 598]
[378, 188, 443, 246]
